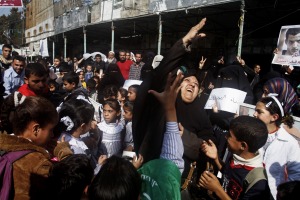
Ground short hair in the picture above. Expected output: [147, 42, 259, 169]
[25, 62, 48, 78]
[88, 156, 141, 200]
[49, 154, 94, 200]
[286, 28, 300, 40]
[2, 44, 12, 50]
[229, 116, 268, 153]
[103, 85, 119, 99]
[259, 97, 294, 128]
[277, 181, 300, 200]
[128, 84, 140, 93]
[119, 50, 126, 54]
[123, 101, 133, 112]
[95, 54, 101, 58]
[59, 62, 72, 73]
[12, 55, 25, 62]
[11, 51, 19, 57]
[62, 71, 79, 86]
[54, 56, 61, 61]
[57, 98, 94, 133]
[118, 87, 128, 99]
[86, 78, 96, 89]
[11, 96, 58, 135]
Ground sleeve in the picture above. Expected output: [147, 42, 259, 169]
[124, 122, 134, 148]
[53, 142, 73, 160]
[160, 122, 184, 173]
[3, 70, 12, 97]
[286, 142, 300, 181]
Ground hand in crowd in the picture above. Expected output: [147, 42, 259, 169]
[201, 139, 218, 160]
[273, 48, 279, 55]
[199, 171, 222, 193]
[178, 122, 184, 136]
[182, 18, 206, 45]
[218, 56, 224, 65]
[236, 56, 245, 66]
[208, 82, 214, 90]
[132, 154, 144, 169]
[199, 56, 207, 69]
[98, 155, 108, 165]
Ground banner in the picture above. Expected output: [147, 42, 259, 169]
[272, 25, 300, 66]
[0, 0, 23, 7]
[204, 87, 247, 114]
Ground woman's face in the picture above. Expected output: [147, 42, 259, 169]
[253, 101, 276, 126]
[180, 76, 199, 103]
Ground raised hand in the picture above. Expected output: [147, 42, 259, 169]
[236, 56, 245, 66]
[199, 56, 207, 69]
[201, 139, 218, 160]
[132, 154, 144, 169]
[182, 18, 206, 45]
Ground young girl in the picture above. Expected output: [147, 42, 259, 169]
[118, 87, 128, 107]
[253, 96, 300, 199]
[0, 96, 72, 199]
[97, 99, 125, 157]
[123, 101, 134, 151]
[127, 84, 139, 102]
[57, 98, 100, 167]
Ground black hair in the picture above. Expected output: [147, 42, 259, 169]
[88, 155, 141, 200]
[11, 96, 58, 135]
[59, 62, 72, 73]
[259, 97, 294, 128]
[277, 181, 300, 200]
[123, 101, 134, 112]
[25, 62, 48, 78]
[57, 98, 94, 133]
[285, 28, 300, 40]
[128, 84, 139, 93]
[11, 51, 19, 57]
[103, 99, 121, 113]
[230, 116, 268, 153]
[118, 87, 128, 100]
[86, 78, 96, 89]
[49, 154, 94, 200]
[2, 44, 12, 50]
[62, 71, 79, 86]
[95, 54, 101, 58]
[103, 85, 119, 99]
[12, 55, 25, 62]
[54, 56, 61, 61]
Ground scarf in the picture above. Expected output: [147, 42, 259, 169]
[264, 77, 299, 114]
[0, 55, 12, 65]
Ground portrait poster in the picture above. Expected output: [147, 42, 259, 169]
[272, 25, 300, 66]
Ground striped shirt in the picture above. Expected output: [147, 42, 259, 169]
[128, 62, 145, 80]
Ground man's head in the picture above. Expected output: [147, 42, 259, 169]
[2, 44, 12, 59]
[135, 53, 142, 64]
[253, 64, 261, 74]
[119, 50, 126, 62]
[53, 57, 61, 67]
[285, 28, 300, 56]
[95, 54, 102, 63]
[24, 63, 48, 95]
[228, 116, 268, 154]
[62, 71, 79, 92]
[108, 51, 115, 60]
[12, 55, 26, 74]
[126, 51, 131, 60]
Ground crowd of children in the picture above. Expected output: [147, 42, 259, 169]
[0, 17, 300, 200]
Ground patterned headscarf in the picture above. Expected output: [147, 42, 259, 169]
[264, 77, 299, 114]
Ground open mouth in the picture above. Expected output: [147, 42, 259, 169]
[186, 87, 194, 93]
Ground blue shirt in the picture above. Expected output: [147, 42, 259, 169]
[3, 66, 25, 98]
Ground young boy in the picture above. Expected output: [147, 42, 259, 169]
[199, 116, 271, 200]
[86, 78, 98, 102]
[85, 64, 93, 82]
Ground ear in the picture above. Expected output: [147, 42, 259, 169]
[240, 141, 248, 151]
[32, 123, 40, 137]
[271, 113, 279, 123]
[24, 77, 29, 84]
[72, 82, 76, 88]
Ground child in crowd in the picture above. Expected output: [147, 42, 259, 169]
[0, 96, 72, 199]
[76, 69, 86, 89]
[48, 154, 94, 200]
[93, 75, 101, 90]
[123, 101, 134, 151]
[118, 87, 128, 107]
[128, 84, 139, 102]
[56, 98, 100, 168]
[199, 116, 271, 199]
[85, 64, 93, 82]
[253, 96, 300, 198]
[86, 78, 98, 102]
[97, 99, 125, 157]
[89, 72, 185, 200]
[103, 84, 119, 100]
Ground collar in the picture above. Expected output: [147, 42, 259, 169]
[11, 67, 24, 78]
[276, 126, 291, 142]
[230, 152, 263, 170]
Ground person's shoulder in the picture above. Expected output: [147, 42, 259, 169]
[243, 179, 271, 199]
[278, 126, 299, 144]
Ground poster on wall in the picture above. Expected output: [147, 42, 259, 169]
[272, 25, 300, 67]
[0, 0, 23, 7]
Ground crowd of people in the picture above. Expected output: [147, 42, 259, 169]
[0, 17, 300, 200]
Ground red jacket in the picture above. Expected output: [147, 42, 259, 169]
[117, 60, 133, 80]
